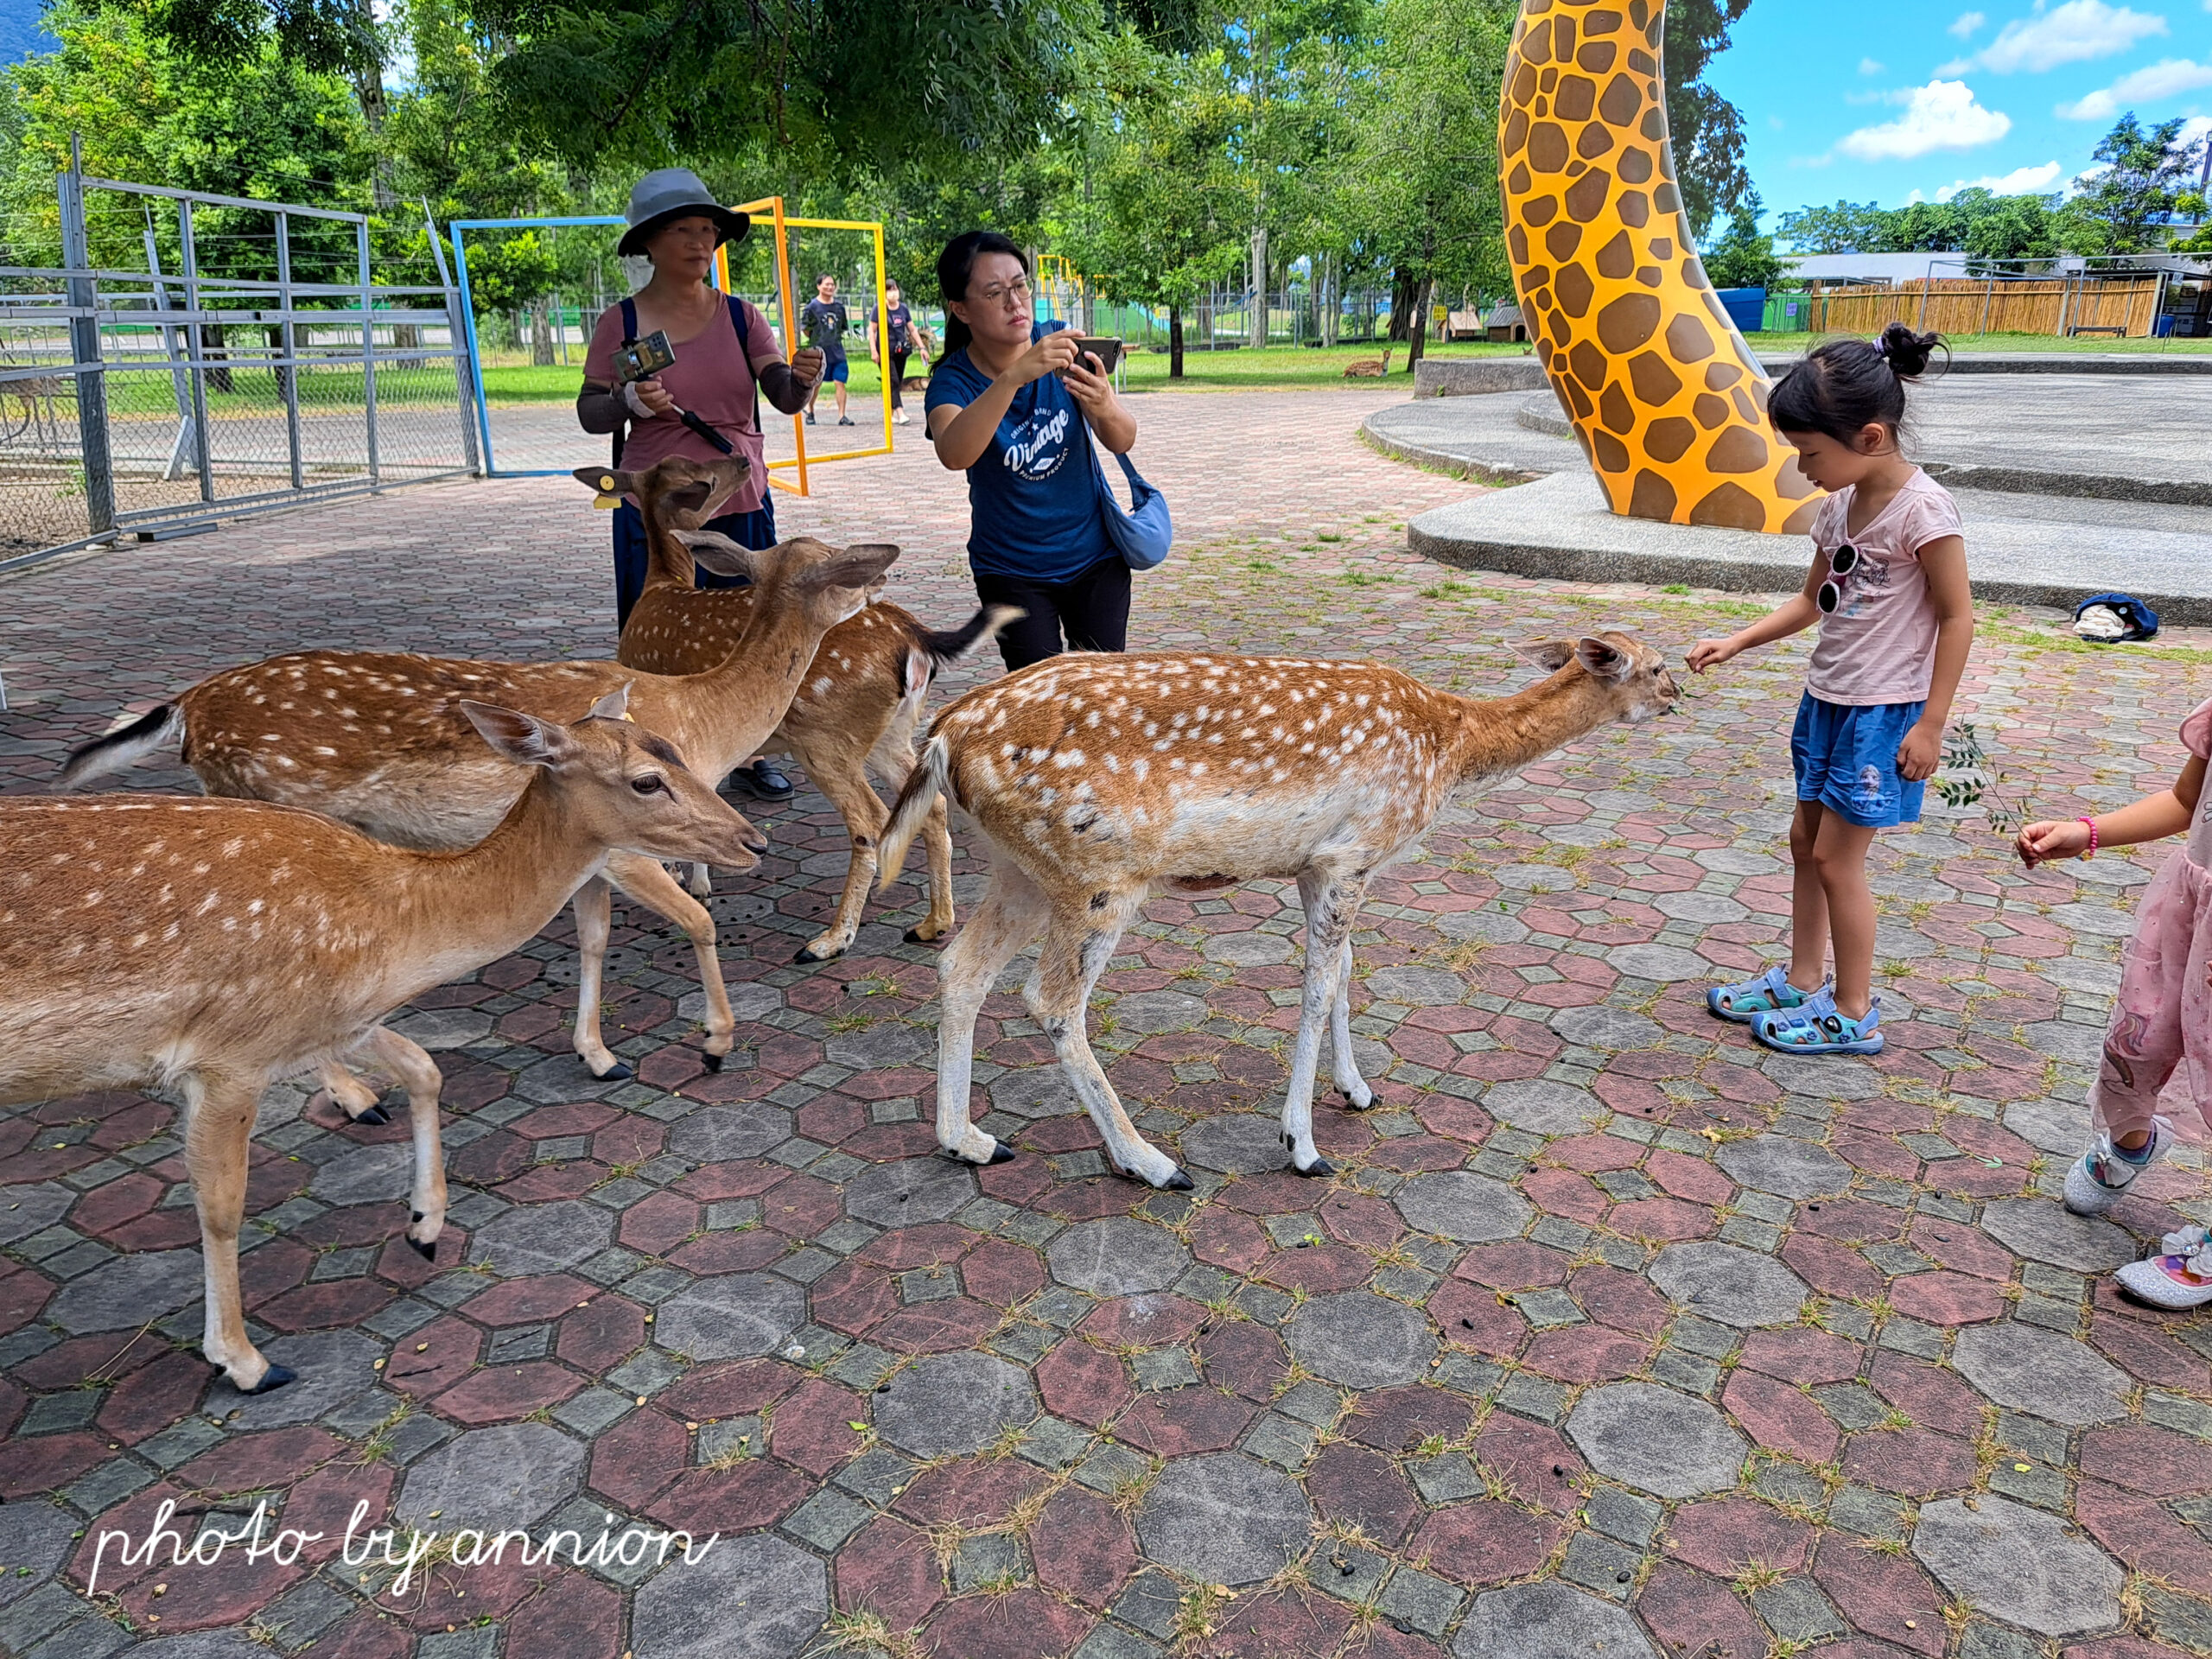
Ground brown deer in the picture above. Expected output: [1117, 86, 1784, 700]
[6, 695, 761, 1394]
[62, 518, 897, 1095]
[585, 457, 1020, 962]
[875, 636, 1679, 1187]
[1342, 345, 1395, 378]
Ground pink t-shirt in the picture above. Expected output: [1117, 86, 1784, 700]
[1804, 468, 1965, 707]
[2180, 698, 2212, 868]
[583, 297, 784, 512]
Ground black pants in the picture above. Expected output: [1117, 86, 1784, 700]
[888, 348, 911, 408]
[975, 556, 1131, 672]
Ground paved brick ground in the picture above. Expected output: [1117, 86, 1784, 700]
[1, 387, 2209, 1659]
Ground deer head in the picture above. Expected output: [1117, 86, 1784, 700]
[676, 531, 901, 633]
[571, 455, 750, 529]
[458, 687, 768, 871]
[1507, 632, 1680, 724]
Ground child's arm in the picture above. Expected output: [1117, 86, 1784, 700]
[1896, 534, 1971, 782]
[1686, 558, 1825, 672]
[2018, 753, 2205, 866]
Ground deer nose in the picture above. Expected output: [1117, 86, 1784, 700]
[743, 833, 769, 857]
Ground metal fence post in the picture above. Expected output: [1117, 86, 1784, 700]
[56, 137, 115, 538]
[358, 219, 380, 486]
[276, 211, 304, 489]
[423, 207, 482, 476]
[177, 198, 217, 504]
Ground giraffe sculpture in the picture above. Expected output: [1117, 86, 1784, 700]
[1498, 0, 1821, 534]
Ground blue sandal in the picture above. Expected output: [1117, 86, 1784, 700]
[1707, 965, 1815, 1025]
[1753, 989, 1884, 1055]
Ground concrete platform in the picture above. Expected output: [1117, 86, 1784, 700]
[1412, 349, 2212, 398]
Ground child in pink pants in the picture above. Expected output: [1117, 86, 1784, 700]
[2018, 698, 2212, 1309]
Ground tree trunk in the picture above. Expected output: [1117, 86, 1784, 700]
[1406, 275, 1434, 371]
[1249, 226, 1269, 350]
[1169, 304, 1185, 379]
[1319, 253, 1339, 347]
[1387, 266, 1418, 341]
[202, 322, 232, 394]
[531, 298, 555, 366]
[345, 0, 397, 210]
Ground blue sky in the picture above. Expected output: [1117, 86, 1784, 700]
[1706, 0, 2212, 217]
[0, 0, 56, 67]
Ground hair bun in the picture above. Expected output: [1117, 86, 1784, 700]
[1876, 322, 1942, 379]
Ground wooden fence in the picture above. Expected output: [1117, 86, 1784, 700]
[1804, 276, 2163, 338]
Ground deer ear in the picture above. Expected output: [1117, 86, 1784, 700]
[802, 543, 901, 593]
[675, 529, 763, 582]
[572, 466, 637, 496]
[585, 683, 632, 722]
[660, 480, 715, 517]
[458, 700, 578, 767]
[1573, 636, 1633, 681]
[1510, 638, 1576, 671]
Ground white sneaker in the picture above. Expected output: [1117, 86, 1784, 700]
[2113, 1226, 2212, 1310]
[2062, 1116, 2171, 1216]
[893, 410, 910, 425]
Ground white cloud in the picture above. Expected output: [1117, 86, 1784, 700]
[1859, 57, 1885, 73]
[1949, 9, 1987, 32]
[1969, 0, 2167, 73]
[1838, 81, 2015, 160]
[2057, 57, 2212, 118]
[1932, 161, 2066, 197]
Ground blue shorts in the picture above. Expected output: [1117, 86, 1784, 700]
[820, 356, 849, 384]
[1791, 693, 1926, 828]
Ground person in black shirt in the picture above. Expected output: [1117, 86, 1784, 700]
[799, 274, 853, 426]
[867, 279, 926, 427]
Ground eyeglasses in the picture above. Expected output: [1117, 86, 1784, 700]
[974, 278, 1032, 306]
[1817, 543, 1860, 614]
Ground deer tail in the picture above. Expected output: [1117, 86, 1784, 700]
[60, 702, 183, 787]
[876, 732, 951, 896]
[916, 604, 1023, 675]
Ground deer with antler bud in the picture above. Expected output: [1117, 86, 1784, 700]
[876, 635, 1679, 1188]
[579, 456, 1020, 962]
[5, 694, 759, 1394]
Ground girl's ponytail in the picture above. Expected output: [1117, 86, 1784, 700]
[1770, 321, 1948, 448]
[1875, 322, 1942, 380]
[935, 229, 1027, 359]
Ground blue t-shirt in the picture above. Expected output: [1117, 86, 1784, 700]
[925, 321, 1108, 582]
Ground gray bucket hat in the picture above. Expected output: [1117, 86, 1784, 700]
[618, 168, 749, 257]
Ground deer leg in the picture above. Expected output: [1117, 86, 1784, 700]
[793, 741, 890, 964]
[934, 864, 1048, 1165]
[1329, 936, 1376, 1109]
[184, 1071, 290, 1394]
[608, 852, 736, 1071]
[911, 794, 958, 944]
[1027, 900, 1189, 1191]
[362, 1026, 447, 1258]
[688, 861, 712, 899]
[568, 875, 632, 1081]
[317, 1061, 391, 1126]
[1282, 872, 1367, 1177]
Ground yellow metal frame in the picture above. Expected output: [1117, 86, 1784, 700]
[719, 196, 892, 497]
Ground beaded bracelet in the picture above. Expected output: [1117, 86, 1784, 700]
[2078, 817, 2098, 861]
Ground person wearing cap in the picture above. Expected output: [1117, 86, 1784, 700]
[578, 168, 822, 802]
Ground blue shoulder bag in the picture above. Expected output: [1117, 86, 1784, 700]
[1081, 410, 1172, 571]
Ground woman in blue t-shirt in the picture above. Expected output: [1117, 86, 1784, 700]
[925, 232, 1139, 671]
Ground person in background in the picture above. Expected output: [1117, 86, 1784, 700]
[800, 273, 853, 427]
[576, 167, 822, 803]
[925, 230, 1137, 672]
[868, 279, 925, 426]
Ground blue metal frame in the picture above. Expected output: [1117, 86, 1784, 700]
[449, 215, 626, 477]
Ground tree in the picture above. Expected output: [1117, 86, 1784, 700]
[1662, 0, 1754, 240]
[1700, 191, 1783, 289]
[463, 229, 558, 353]
[1776, 189, 2059, 263]
[2056, 113, 2200, 253]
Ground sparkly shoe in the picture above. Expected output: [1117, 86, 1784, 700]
[2063, 1117, 2171, 1217]
[2113, 1226, 2212, 1311]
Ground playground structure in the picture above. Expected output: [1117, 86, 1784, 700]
[450, 197, 893, 493]
[1497, 0, 1819, 535]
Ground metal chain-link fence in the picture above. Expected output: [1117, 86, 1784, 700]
[0, 154, 476, 572]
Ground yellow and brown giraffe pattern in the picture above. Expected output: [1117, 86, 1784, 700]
[1498, 0, 1820, 534]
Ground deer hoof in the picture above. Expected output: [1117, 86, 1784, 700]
[242, 1362, 297, 1395]
[351, 1102, 391, 1127]
[1292, 1156, 1336, 1179]
[407, 1236, 436, 1262]
[987, 1142, 1017, 1165]
[903, 925, 945, 944]
[592, 1059, 635, 1082]
[1343, 1086, 1376, 1110]
[792, 941, 843, 964]
[702, 1051, 724, 1073]
[1161, 1168, 1195, 1192]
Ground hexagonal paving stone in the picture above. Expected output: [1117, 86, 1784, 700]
[653, 1273, 806, 1361]
[1952, 1322, 2131, 1426]
[0, 1181, 73, 1247]
[843, 1156, 978, 1228]
[1105, 989, 1208, 1033]
[666, 1103, 792, 1163]
[468, 1198, 615, 1276]
[1137, 1452, 1314, 1586]
[1714, 1135, 1851, 1199]
[1548, 1006, 1662, 1052]
[1979, 1198, 2135, 1273]
[1205, 930, 1294, 966]
[0, 1498, 74, 1605]
[1452, 1580, 1660, 1659]
[1394, 1170, 1533, 1242]
[632, 1532, 826, 1659]
[874, 1351, 1039, 1457]
[1048, 1217, 1191, 1296]
[226, 1331, 386, 1428]
[826, 1020, 931, 1070]
[307, 1141, 416, 1206]
[1607, 944, 1710, 983]
[396, 1421, 585, 1531]
[1181, 1112, 1294, 1174]
[989, 1069, 1084, 1119]
[1999, 1098, 2092, 1156]
[1913, 1496, 2123, 1636]
[1365, 964, 1468, 1006]
[387, 1007, 494, 1050]
[47, 1248, 202, 1333]
[1649, 1242, 1807, 1328]
[1284, 1291, 1434, 1389]
[1433, 908, 1529, 945]
[1566, 1382, 1746, 1499]
[1482, 1079, 1603, 1137]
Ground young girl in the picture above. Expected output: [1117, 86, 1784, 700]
[1688, 324, 1974, 1056]
[2017, 749, 2212, 1309]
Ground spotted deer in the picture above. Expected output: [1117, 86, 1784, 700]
[62, 525, 898, 1096]
[585, 457, 1020, 962]
[7, 696, 760, 1393]
[876, 635, 1679, 1187]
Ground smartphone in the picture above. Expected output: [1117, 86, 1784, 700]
[613, 330, 676, 385]
[1066, 335, 1122, 376]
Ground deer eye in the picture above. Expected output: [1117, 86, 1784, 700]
[631, 774, 665, 795]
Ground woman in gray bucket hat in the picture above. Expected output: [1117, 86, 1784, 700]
[577, 167, 823, 800]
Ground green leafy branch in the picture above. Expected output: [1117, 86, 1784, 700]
[1934, 721, 2031, 833]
